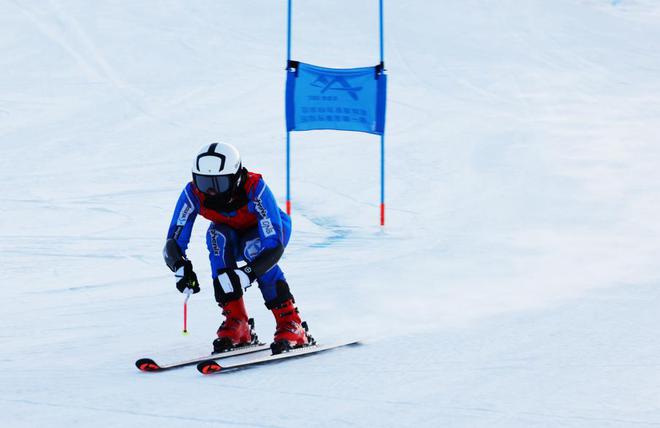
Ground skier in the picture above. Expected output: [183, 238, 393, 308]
[162, 142, 312, 354]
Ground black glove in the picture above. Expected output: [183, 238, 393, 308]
[175, 260, 200, 294]
[217, 265, 256, 292]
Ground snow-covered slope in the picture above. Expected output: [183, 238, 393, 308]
[2, 1, 660, 427]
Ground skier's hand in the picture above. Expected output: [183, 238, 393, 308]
[217, 266, 256, 292]
[175, 260, 200, 294]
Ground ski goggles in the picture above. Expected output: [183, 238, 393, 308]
[192, 173, 234, 195]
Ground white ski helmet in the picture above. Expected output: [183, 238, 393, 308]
[192, 142, 244, 196]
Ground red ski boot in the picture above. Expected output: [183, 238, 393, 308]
[213, 297, 258, 353]
[270, 299, 314, 354]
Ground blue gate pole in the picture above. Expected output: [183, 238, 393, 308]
[379, 0, 384, 64]
[286, 131, 291, 215]
[286, 0, 292, 215]
[379, 0, 385, 226]
[287, 0, 292, 62]
[380, 134, 385, 226]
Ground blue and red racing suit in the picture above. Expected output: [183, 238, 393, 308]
[166, 171, 292, 306]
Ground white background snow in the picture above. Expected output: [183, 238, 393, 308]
[2, 0, 660, 426]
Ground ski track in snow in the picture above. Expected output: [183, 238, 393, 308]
[2, 0, 660, 427]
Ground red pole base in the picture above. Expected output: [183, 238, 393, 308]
[286, 200, 291, 215]
[380, 203, 385, 226]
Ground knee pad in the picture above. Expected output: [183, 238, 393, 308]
[213, 275, 244, 306]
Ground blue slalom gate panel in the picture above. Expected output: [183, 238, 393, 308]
[286, 61, 387, 135]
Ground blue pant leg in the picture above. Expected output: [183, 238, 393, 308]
[206, 223, 240, 278]
[240, 219, 292, 305]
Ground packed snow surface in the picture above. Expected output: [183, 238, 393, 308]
[2, 1, 660, 427]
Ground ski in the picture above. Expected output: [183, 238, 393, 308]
[135, 342, 270, 372]
[196, 340, 361, 374]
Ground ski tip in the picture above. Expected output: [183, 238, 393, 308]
[197, 360, 222, 375]
[135, 358, 161, 372]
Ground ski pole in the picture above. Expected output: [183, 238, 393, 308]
[182, 288, 192, 335]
